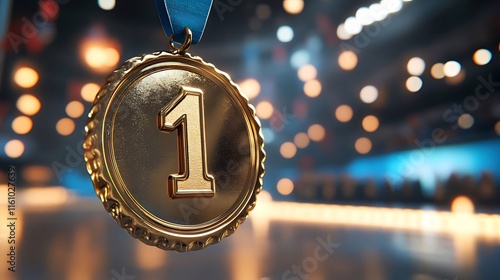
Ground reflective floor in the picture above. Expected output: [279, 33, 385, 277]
[1, 195, 500, 280]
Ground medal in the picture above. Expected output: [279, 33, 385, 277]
[83, 0, 265, 251]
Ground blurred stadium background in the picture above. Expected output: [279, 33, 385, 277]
[0, 0, 499, 279]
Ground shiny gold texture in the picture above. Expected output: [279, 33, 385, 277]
[158, 86, 216, 198]
[83, 51, 265, 252]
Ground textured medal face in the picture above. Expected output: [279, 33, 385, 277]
[84, 51, 265, 252]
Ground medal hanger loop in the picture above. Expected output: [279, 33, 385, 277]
[169, 27, 192, 55]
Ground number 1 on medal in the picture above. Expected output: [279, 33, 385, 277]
[159, 86, 215, 198]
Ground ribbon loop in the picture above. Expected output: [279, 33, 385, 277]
[155, 0, 213, 44]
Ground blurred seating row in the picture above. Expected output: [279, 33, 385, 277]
[292, 172, 497, 208]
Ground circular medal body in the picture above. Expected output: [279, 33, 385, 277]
[84, 51, 265, 251]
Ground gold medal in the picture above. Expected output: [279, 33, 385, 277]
[83, 28, 265, 251]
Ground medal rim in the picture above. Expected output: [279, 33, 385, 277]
[83, 51, 266, 252]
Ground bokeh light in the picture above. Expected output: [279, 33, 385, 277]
[406, 76, 423, 92]
[369, 3, 389, 21]
[98, 0, 115, 10]
[430, 63, 445, 79]
[297, 64, 317, 82]
[16, 94, 41, 116]
[22, 165, 53, 183]
[81, 83, 100, 102]
[56, 118, 76, 136]
[283, 0, 304, 14]
[81, 39, 121, 72]
[85, 47, 105, 68]
[473, 49, 492, 66]
[294, 132, 310, 149]
[338, 50, 358, 71]
[307, 124, 326, 142]
[407, 57, 425, 76]
[344, 16, 362, 35]
[457, 113, 474, 129]
[277, 178, 294, 196]
[335, 105, 353, 123]
[65, 101, 85, 118]
[290, 49, 310, 68]
[360, 85, 378, 104]
[256, 101, 274, 119]
[336, 24, 352, 40]
[12, 116, 33, 135]
[280, 142, 297, 159]
[495, 121, 500, 136]
[14, 66, 39, 88]
[105, 48, 120, 66]
[451, 196, 474, 214]
[5, 139, 25, 158]
[238, 78, 261, 99]
[362, 115, 380, 132]
[256, 4, 271, 20]
[277, 25, 294, 43]
[443, 61, 461, 77]
[85, 46, 119, 68]
[355, 7, 374, 26]
[383, 0, 403, 13]
[355, 137, 372, 154]
[22, 165, 54, 184]
[303, 79, 322, 98]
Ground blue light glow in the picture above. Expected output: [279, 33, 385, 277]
[290, 49, 310, 69]
[346, 139, 500, 196]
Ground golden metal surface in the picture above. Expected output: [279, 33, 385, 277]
[159, 86, 215, 198]
[83, 51, 265, 252]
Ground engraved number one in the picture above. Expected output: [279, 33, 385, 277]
[158, 86, 215, 198]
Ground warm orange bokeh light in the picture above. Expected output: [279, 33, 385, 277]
[81, 83, 100, 102]
[22, 165, 53, 183]
[256, 101, 274, 119]
[12, 116, 33, 135]
[297, 64, 317, 82]
[238, 78, 261, 99]
[16, 94, 41, 116]
[56, 118, 76, 136]
[14, 66, 39, 88]
[355, 137, 372, 154]
[280, 142, 297, 159]
[294, 132, 310, 149]
[283, 0, 304, 14]
[5, 139, 25, 158]
[362, 115, 380, 132]
[335, 105, 353, 123]
[81, 39, 121, 73]
[303, 79, 322, 98]
[277, 178, 294, 196]
[430, 63, 445, 79]
[451, 196, 475, 214]
[472, 49, 492, 66]
[338, 50, 358, 71]
[307, 124, 326, 142]
[66, 101, 85, 118]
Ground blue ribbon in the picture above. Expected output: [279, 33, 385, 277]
[155, 0, 213, 44]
